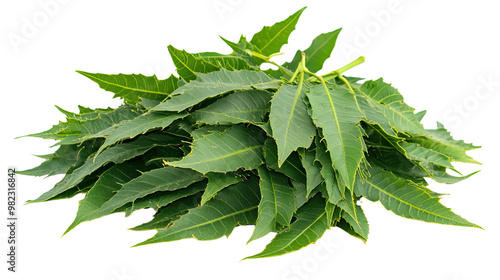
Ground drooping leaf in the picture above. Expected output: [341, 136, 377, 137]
[152, 69, 281, 112]
[270, 84, 316, 166]
[245, 194, 329, 259]
[77, 71, 179, 104]
[315, 137, 344, 204]
[248, 166, 295, 243]
[135, 176, 260, 246]
[306, 84, 365, 190]
[263, 138, 307, 184]
[169, 124, 265, 174]
[354, 165, 480, 228]
[131, 193, 203, 231]
[336, 188, 369, 241]
[190, 90, 272, 125]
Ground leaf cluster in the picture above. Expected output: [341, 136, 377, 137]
[20, 7, 481, 259]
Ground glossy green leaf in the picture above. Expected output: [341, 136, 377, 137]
[201, 172, 245, 205]
[270, 84, 316, 166]
[135, 176, 260, 246]
[191, 90, 272, 125]
[77, 71, 179, 104]
[152, 69, 280, 112]
[284, 28, 341, 73]
[248, 166, 295, 243]
[306, 84, 365, 190]
[250, 7, 305, 56]
[354, 166, 480, 228]
[245, 194, 329, 259]
[169, 124, 265, 174]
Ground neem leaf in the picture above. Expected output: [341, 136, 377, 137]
[20, 8, 481, 259]
[245, 194, 329, 259]
[135, 176, 260, 246]
[248, 166, 295, 243]
[250, 7, 306, 56]
[152, 69, 280, 112]
[28, 132, 175, 203]
[168, 124, 265, 174]
[96, 111, 187, 155]
[190, 90, 272, 125]
[354, 165, 480, 228]
[201, 171, 245, 205]
[77, 71, 179, 104]
[284, 28, 342, 73]
[306, 84, 365, 190]
[270, 84, 316, 166]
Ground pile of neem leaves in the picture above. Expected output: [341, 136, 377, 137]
[20, 7, 481, 258]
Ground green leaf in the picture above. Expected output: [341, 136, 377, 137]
[400, 142, 454, 169]
[77, 71, 179, 104]
[354, 165, 480, 228]
[245, 194, 329, 259]
[24, 105, 143, 144]
[284, 28, 342, 73]
[122, 180, 207, 216]
[336, 189, 369, 241]
[263, 138, 307, 184]
[94, 166, 203, 217]
[359, 78, 426, 135]
[298, 146, 323, 197]
[152, 69, 281, 112]
[190, 90, 272, 125]
[248, 166, 295, 243]
[315, 137, 344, 204]
[167, 46, 222, 82]
[426, 122, 480, 150]
[28, 132, 175, 203]
[306, 84, 365, 190]
[270, 84, 316, 166]
[169, 124, 265, 174]
[135, 176, 260, 246]
[250, 7, 306, 56]
[131, 193, 203, 231]
[65, 160, 146, 234]
[96, 111, 187, 155]
[201, 172, 245, 205]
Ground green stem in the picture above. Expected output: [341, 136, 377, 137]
[246, 50, 293, 78]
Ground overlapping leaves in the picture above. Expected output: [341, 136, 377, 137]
[20, 6, 480, 259]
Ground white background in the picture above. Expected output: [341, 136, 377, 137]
[1, 1, 499, 279]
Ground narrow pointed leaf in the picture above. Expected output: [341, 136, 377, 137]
[306, 84, 364, 190]
[131, 193, 203, 231]
[191, 90, 272, 125]
[359, 78, 426, 135]
[201, 172, 245, 205]
[270, 84, 316, 165]
[169, 124, 265, 174]
[263, 138, 307, 184]
[354, 166, 480, 228]
[77, 71, 179, 103]
[250, 7, 306, 56]
[245, 194, 329, 259]
[135, 176, 260, 246]
[298, 147, 323, 197]
[152, 69, 280, 112]
[28, 132, 175, 203]
[284, 28, 342, 73]
[65, 160, 146, 234]
[249, 167, 295, 243]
